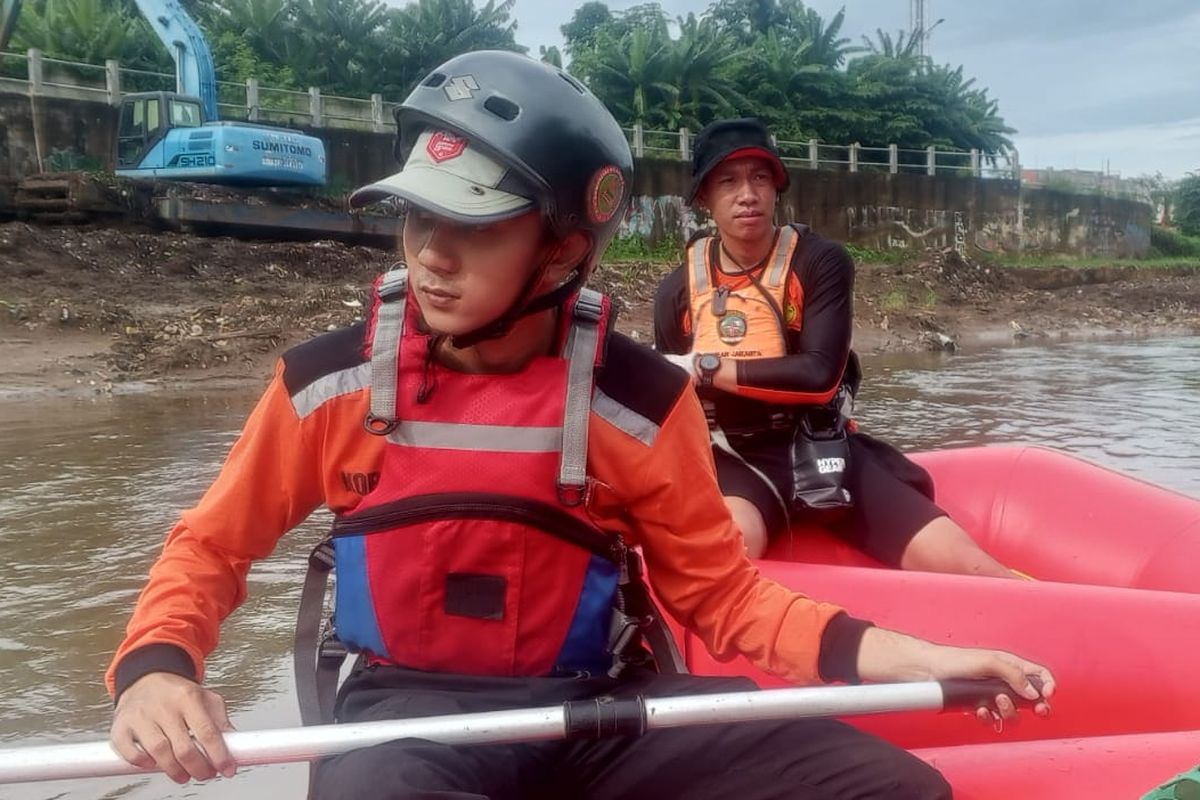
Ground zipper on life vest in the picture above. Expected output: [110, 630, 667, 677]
[330, 492, 624, 563]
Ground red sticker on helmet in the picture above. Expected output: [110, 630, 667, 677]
[427, 131, 468, 163]
[588, 165, 625, 224]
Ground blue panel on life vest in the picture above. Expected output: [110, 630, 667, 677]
[554, 554, 619, 674]
[332, 536, 388, 659]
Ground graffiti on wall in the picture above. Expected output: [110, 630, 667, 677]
[619, 195, 705, 243]
[846, 205, 1028, 255]
[845, 206, 953, 250]
[1020, 201, 1150, 258]
[614, 183, 1150, 258]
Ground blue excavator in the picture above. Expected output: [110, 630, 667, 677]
[2, 0, 327, 187]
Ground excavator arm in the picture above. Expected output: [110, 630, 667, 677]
[1, 0, 217, 120]
[131, 0, 218, 121]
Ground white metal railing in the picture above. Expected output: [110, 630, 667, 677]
[3, 50, 1021, 177]
[4, 49, 393, 132]
[623, 124, 1020, 180]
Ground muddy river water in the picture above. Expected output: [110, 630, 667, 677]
[1, 336, 1197, 799]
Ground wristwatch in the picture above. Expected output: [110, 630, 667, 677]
[697, 353, 722, 387]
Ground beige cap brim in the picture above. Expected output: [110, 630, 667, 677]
[349, 163, 534, 224]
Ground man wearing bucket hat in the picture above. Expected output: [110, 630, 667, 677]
[104, 55, 1051, 798]
[654, 118, 1016, 576]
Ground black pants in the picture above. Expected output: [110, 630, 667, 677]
[314, 665, 951, 800]
[714, 432, 945, 566]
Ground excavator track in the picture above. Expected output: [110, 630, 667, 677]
[0, 172, 401, 247]
[9, 174, 125, 223]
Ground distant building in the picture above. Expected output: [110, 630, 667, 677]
[1022, 167, 1150, 203]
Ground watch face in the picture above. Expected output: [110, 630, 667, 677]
[699, 354, 721, 371]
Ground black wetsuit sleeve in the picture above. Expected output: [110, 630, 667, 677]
[653, 265, 692, 355]
[733, 237, 854, 405]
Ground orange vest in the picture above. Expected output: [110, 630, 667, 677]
[685, 225, 801, 358]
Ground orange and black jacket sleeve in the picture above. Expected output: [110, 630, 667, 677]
[654, 236, 855, 406]
[107, 325, 869, 697]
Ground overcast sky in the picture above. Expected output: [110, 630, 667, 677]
[503, 0, 1200, 180]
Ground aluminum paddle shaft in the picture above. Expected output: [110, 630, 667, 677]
[0, 679, 1019, 785]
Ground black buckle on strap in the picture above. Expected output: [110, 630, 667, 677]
[378, 270, 408, 302]
[308, 539, 335, 573]
[318, 631, 349, 662]
[572, 291, 604, 324]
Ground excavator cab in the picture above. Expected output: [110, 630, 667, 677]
[10, 0, 327, 188]
[116, 93, 203, 169]
[114, 92, 326, 186]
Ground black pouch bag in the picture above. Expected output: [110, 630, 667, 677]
[789, 385, 853, 513]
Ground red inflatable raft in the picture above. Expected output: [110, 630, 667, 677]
[914, 729, 1200, 799]
[770, 445, 1200, 591]
[675, 446, 1200, 797]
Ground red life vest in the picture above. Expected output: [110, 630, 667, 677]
[328, 269, 629, 677]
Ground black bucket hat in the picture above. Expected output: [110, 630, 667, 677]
[688, 118, 789, 203]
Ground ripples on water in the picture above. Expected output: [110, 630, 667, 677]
[0, 337, 1196, 798]
[855, 337, 1200, 497]
[0, 392, 317, 798]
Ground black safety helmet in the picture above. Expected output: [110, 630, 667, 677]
[356, 50, 631, 279]
[350, 51, 632, 345]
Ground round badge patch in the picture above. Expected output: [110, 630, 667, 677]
[587, 165, 625, 224]
[717, 311, 748, 345]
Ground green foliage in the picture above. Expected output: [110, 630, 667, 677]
[992, 251, 1200, 269]
[566, 1, 1014, 156]
[1149, 225, 1200, 259]
[844, 243, 907, 264]
[370, 0, 525, 98]
[208, 30, 296, 87]
[602, 233, 682, 263]
[10, 0, 1014, 159]
[10, 0, 167, 70]
[1174, 175, 1200, 237]
[539, 44, 562, 67]
[561, 0, 614, 54]
[14, 0, 526, 100]
[878, 288, 908, 312]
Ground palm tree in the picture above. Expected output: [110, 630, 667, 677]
[285, 0, 388, 95]
[200, 0, 291, 63]
[921, 63, 1014, 156]
[705, 0, 783, 42]
[861, 27, 923, 61]
[375, 0, 524, 97]
[539, 44, 562, 68]
[561, 1, 613, 55]
[586, 26, 677, 128]
[792, 4, 857, 68]
[664, 13, 750, 129]
[9, 0, 164, 69]
[736, 27, 830, 136]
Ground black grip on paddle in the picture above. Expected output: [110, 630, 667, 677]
[941, 676, 1046, 711]
[563, 696, 647, 740]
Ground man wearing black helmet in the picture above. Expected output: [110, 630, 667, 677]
[105, 55, 1050, 799]
[654, 118, 1016, 577]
